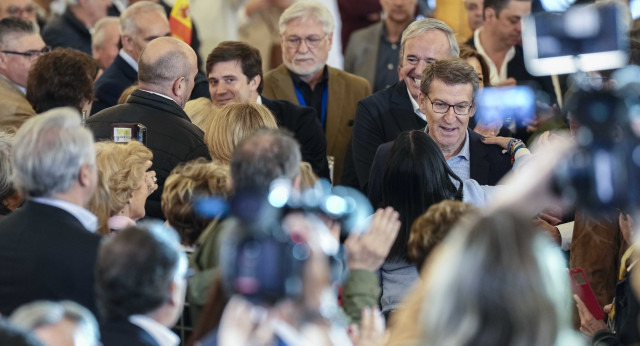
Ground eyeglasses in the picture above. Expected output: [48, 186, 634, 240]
[424, 94, 473, 116]
[1, 46, 51, 60]
[7, 4, 36, 16]
[283, 34, 327, 49]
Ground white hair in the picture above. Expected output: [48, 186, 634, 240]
[119, 1, 165, 37]
[400, 18, 459, 62]
[278, 0, 334, 35]
[12, 107, 95, 198]
[92, 16, 119, 48]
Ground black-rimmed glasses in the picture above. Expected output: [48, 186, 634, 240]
[424, 94, 473, 116]
[1, 46, 51, 60]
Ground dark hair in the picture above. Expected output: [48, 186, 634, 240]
[231, 128, 301, 194]
[483, 0, 532, 17]
[0, 17, 37, 47]
[420, 57, 479, 97]
[458, 44, 492, 87]
[96, 222, 184, 322]
[382, 131, 462, 261]
[26, 48, 98, 113]
[206, 41, 264, 94]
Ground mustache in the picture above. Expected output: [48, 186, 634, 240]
[292, 55, 316, 63]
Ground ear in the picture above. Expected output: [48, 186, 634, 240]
[326, 32, 333, 48]
[484, 7, 495, 21]
[121, 34, 133, 52]
[293, 174, 301, 192]
[78, 164, 92, 188]
[172, 76, 186, 98]
[249, 74, 261, 92]
[468, 104, 476, 118]
[418, 92, 428, 114]
[167, 280, 179, 306]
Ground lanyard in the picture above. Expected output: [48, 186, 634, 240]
[294, 84, 329, 126]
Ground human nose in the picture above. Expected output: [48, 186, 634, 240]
[216, 83, 228, 95]
[415, 59, 428, 76]
[443, 107, 457, 122]
[297, 38, 310, 53]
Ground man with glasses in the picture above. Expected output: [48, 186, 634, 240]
[0, 17, 46, 119]
[349, 18, 458, 192]
[262, 1, 370, 185]
[368, 57, 512, 207]
[0, 0, 37, 24]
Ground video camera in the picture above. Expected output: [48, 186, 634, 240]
[197, 179, 373, 305]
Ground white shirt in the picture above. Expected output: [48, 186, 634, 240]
[129, 315, 179, 346]
[139, 89, 180, 106]
[119, 49, 139, 73]
[473, 27, 515, 86]
[407, 88, 426, 121]
[30, 197, 97, 232]
[0, 73, 25, 94]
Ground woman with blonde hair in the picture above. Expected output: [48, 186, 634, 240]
[204, 103, 278, 164]
[184, 97, 216, 131]
[88, 141, 157, 235]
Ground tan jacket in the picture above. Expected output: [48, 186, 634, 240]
[0, 75, 35, 122]
[263, 64, 371, 184]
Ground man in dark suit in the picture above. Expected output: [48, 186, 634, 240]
[91, 1, 169, 114]
[87, 36, 210, 219]
[349, 18, 459, 192]
[0, 107, 102, 317]
[206, 40, 330, 179]
[97, 223, 188, 346]
[41, 0, 112, 54]
[368, 57, 511, 207]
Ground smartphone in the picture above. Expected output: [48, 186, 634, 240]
[569, 267, 605, 320]
[474, 86, 535, 126]
[110, 123, 147, 146]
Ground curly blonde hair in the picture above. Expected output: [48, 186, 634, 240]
[205, 103, 278, 164]
[161, 158, 231, 245]
[407, 200, 476, 270]
[88, 141, 152, 235]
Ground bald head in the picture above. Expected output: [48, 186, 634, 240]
[138, 37, 197, 107]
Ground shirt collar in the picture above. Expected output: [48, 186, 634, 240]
[30, 197, 98, 232]
[473, 27, 516, 85]
[407, 88, 426, 121]
[139, 89, 181, 106]
[289, 65, 329, 87]
[129, 315, 180, 346]
[0, 74, 26, 94]
[119, 49, 139, 73]
[454, 129, 471, 161]
[256, 95, 262, 104]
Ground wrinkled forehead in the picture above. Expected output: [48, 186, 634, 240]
[282, 16, 326, 35]
[1, 32, 41, 49]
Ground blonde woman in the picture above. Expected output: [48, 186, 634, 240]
[204, 103, 278, 164]
[184, 97, 217, 131]
[88, 141, 158, 235]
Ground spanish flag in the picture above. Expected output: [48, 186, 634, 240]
[169, 0, 192, 45]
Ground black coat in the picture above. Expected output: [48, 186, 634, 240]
[42, 8, 92, 54]
[101, 320, 160, 346]
[262, 96, 330, 179]
[367, 130, 512, 208]
[92, 54, 138, 115]
[349, 81, 427, 191]
[86, 90, 211, 219]
[0, 201, 102, 316]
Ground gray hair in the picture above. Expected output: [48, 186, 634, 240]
[0, 17, 38, 48]
[138, 37, 191, 85]
[278, 0, 334, 35]
[12, 107, 95, 198]
[400, 18, 459, 63]
[231, 128, 301, 193]
[0, 130, 14, 201]
[92, 16, 119, 48]
[120, 1, 165, 37]
[9, 300, 100, 346]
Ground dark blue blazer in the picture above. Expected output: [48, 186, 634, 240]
[348, 81, 427, 191]
[42, 8, 92, 54]
[262, 96, 330, 179]
[92, 54, 138, 115]
[0, 201, 102, 316]
[101, 320, 160, 346]
[367, 129, 512, 208]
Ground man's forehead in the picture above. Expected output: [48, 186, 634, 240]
[209, 60, 245, 77]
[404, 31, 451, 57]
[0, 0, 31, 8]
[283, 17, 325, 34]
[429, 79, 474, 98]
[498, 0, 531, 16]
[3, 32, 40, 47]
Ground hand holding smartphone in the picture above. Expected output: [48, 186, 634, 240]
[570, 268, 605, 320]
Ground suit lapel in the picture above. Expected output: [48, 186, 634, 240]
[468, 130, 491, 185]
[390, 81, 425, 130]
[326, 66, 345, 154]
[270, 64, 299, 105]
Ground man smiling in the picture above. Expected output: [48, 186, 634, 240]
[349, 18, 458, 192]
[262, 1, 370, 184]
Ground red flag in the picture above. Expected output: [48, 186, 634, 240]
[169, 0, 192, 45]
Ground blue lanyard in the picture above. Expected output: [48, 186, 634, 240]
[294, 84, 329, 126]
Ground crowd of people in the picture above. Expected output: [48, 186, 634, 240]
[0, 0, 639, 345]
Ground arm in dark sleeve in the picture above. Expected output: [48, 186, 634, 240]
[294, 106, 330, 179]
[352, 100, 384, 190]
